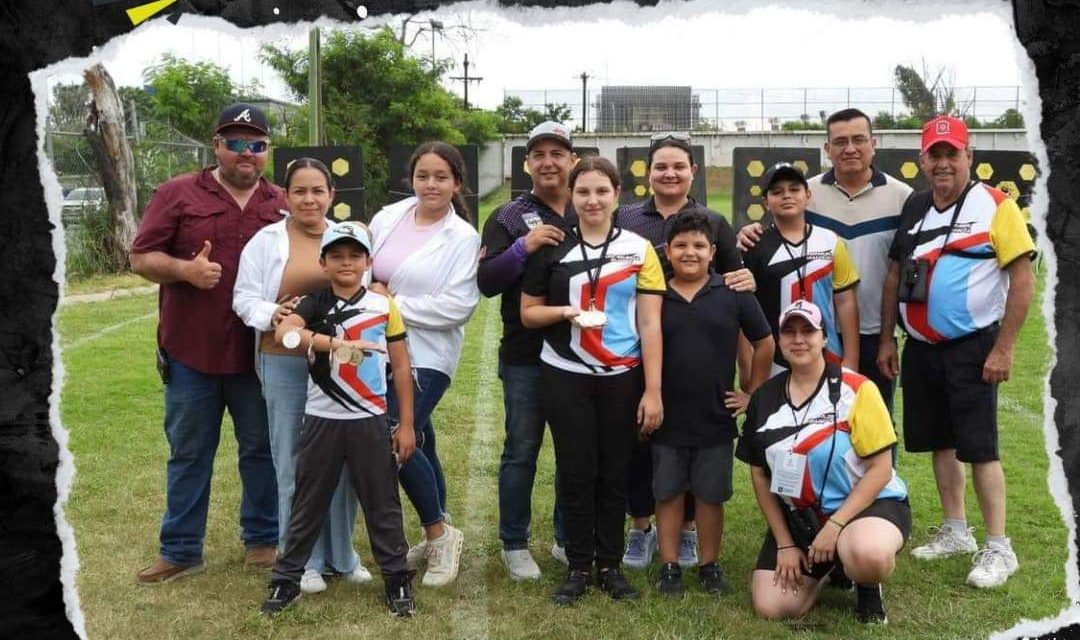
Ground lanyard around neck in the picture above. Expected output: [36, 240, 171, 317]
[780, 223, 810, 300]
[576, 223, 616, 309]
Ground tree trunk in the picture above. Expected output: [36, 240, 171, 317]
[83, 63, 139, 273]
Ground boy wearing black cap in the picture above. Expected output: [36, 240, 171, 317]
[740, 163, 860, 374]
[260, 222, 418, 617]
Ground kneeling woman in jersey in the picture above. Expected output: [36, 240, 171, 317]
[521, 157, 664, 604]
[736, 300, 910, 624]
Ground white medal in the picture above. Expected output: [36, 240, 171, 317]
[282, 329, 301, 349]
[770, 449, 807, 499]
[575, 306, 608, 328]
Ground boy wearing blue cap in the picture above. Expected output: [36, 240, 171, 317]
[260, 221, 418, 617]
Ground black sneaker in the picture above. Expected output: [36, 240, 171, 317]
[260, 579, 301, 616]
[385, 573, 417, 618]
[655, 562, 683, 598]
[855, 583, 888, 625]
[697, 562, 730, 594]
[597, 566, 640, 601]
[552, 569, 592, 605]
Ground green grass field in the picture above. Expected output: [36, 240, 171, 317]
[59, 186, 1068, 639]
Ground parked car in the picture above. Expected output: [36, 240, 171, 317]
[61, 187, 106, 226]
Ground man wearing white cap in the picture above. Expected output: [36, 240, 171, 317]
[479, 121, 575, 578]
[878, 115, 1036, 588]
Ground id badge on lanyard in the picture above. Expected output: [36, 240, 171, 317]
[771, 449, 807, 498]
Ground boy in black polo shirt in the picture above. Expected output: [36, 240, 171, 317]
[652, 212, 774, 597]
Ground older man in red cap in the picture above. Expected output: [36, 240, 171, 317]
[877, 115, 1036, 588]
[130, 103, 286, 584]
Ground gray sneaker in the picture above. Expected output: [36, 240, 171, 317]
[622, 527, 657, 569]
[911, 525, 978, 560]
[677, 529, 699, 568]
[502, 549, 541, 580]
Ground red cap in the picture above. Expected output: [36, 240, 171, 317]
[921, 115, 968, 153]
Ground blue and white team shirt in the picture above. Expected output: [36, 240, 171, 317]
[293, 287, 407, 420]
[889, 182, 1036, 343]
[521, 226, 666, 376]
[736, 365, 908, 514]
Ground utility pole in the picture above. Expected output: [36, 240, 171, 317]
[308, 27, 322, 145]
[449, 54, 483, 110]
[428, 19, 444, 69]
[580, 72, 590, 132]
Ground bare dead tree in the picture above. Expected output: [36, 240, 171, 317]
[83, 63, 139, 272]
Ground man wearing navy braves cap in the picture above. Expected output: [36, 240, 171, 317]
[130, 101, 285, 584]
[479, 121, 576, 579]
[878, 115, 1036, 589]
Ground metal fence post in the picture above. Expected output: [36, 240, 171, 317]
[760, 88, 765, 131]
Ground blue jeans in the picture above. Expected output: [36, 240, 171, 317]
[159, 358, 278, 566]
[387, 368, 452, 527]
[497, 362, 566, 550]
[259, 353, 359, 574]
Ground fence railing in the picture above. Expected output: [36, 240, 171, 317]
[505, 85, 1024, 133]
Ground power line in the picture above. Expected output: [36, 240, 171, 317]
[449, 54, 483, 110]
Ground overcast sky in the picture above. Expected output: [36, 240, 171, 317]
[36, 0, 1028, 127]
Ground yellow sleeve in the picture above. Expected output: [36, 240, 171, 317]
[637, 244, 667, 293]
[989, 196, 1036, 268]
[386, 296, 407, 340]
[848, 380, 897, 457]
[832, 239, 860, 290]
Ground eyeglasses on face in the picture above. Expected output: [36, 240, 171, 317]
[220, 138, 269, 154]
[828, 136, 871, 148]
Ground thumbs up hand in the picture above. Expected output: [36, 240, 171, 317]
[185, 240, 223, 289]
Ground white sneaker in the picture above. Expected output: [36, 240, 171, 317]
[422, 524, 464, 587]
[300, 569, 327, 594]
[966, 544, 1018, 588]
[502, 549, 541, 581]
[406, 529, 428, 571]
[343, 561, 373, 584]
[910, 525, 978, 560]
[551, 542, 568, 566]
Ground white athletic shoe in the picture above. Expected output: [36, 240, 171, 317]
[551, 542, 568, 566]
[910, 525, 978, 560]
[300, 569, 327, 594]
[966, 543, 1019, 588]
[422, 524, 464, 587]
[343, 561, 373, 584]
[502, 549, 541, 581]
[406, 529, 429, 571]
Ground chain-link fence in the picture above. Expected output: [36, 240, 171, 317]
[506, 85, 1025, 133]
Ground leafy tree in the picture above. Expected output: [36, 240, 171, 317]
[142, 53, 238, 141]
[893, 62, 959, 121]
[49, 82, 90, 132]
[872, 111, 897, 129]
[261, 27, 498, 212]
[495, 96, 573, 134]
[990, 108, 1025, 128]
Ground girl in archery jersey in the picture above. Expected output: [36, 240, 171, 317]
[521, 156, 664, 605]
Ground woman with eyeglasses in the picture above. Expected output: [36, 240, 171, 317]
[616, 132, 755, 573]
[521, 156, 664, 604]
[736, 299, 910, 625]
[233, 158, 369, 595]
[366, 141, 481, 588]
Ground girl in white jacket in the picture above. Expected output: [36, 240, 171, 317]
[368, 142, 481, 587]
[233, 159, 368, 594]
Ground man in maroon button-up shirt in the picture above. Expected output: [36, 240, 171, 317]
[129, 103, 286, 584]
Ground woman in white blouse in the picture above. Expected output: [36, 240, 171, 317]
[367, 142, 481, 587]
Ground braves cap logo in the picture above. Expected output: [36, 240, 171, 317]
[234, 108, 253, 123]
[936, 120, 950, 134]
